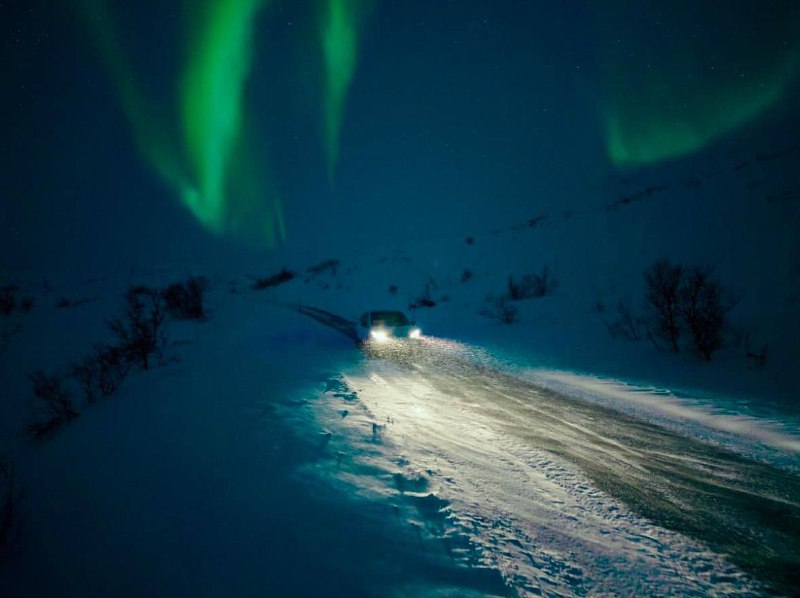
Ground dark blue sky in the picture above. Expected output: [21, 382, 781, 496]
[1, 0, 798, 275]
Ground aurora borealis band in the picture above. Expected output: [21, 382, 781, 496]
[321, 0, 370, 179]
[70, 0, 800, 247]
[78, 0, 284, 243]
[77, 0, 374, 241]
[77, 0, 188, 195]
[180, 0, 268, 234]
[601, 1, 800, 167]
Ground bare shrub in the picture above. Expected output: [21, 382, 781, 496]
[606, 299, 644, 341]
[0, 457, 23, 562]
[480, 296, 519, 324]
[680, 267, 734, 361]
[307, 259, 339, 277]
[409, 279, 437, 310]
[744, 333, 768, 368]
[162, 276, 209, 320]
[70, 344, 130, 403]
[592, 287, 606, 313]
[644, 259, 684, 352]
[109, 286, 167, 370]
[252, 268, 296, 290]
[0, 286, 17, 315]
[27, 370, 79, 439]
[507, 266, 558, 300]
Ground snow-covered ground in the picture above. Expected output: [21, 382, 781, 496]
[0, 292, 511, 596]
[284, 335, 800, 595]
[2, 142, 800, 595]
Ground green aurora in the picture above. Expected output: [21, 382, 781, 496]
[180, 0, 268, 234]
[320, 0, 371, 179]
[77, 0, 189, 196]
[602, 1, 800, 168]
[78, 0, 284, 244]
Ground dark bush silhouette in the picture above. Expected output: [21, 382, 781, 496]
[606, 299, 644, 341]
[409, 279, 437, 310]
[55, 296, 96, 309]
[162, 276, 209, 320]
[744, 333, 768, 368]
[27, 370, 79, 439]
[252, 268, 296, 290]
[109, 286, 167, 370]
[0, 457, 23, 561]
[480, 296, 518, 324]
[388, 284, 398, 296]
[70, 344, 130, 403]
[0, 286, 17, 315]
[680, 267, 733, 361]
[461, 269, 473, 283]
[306, 259, 339, 277]
[507, 266, 558, 300]
[644, 260, 684, 352]
[465, 236, 475, 245]
[19, 297, 34, 313]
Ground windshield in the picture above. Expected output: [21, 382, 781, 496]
[369, 311, 409, 327]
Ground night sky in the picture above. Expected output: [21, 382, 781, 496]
[1, 0, 799, 275]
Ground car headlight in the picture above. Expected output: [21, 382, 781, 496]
[370, 329, 389, 342]
[409, 328, 421, 339]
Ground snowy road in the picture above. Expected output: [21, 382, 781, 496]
[286, 336, 800, 596]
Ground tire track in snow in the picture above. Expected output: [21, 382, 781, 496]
[285, 337, 800, 595]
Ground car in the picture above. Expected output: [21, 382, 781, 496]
[357, 310, 422, 342]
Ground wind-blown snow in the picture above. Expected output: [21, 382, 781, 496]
[528, 370, 800, 470]
[282, 337, 775, 595]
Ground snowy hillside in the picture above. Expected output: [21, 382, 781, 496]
[2, 140, 800, 596]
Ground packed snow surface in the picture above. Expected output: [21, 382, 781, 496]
[284, 335, 800, 595]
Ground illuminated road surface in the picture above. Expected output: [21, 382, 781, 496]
[284, 336, 800, 596]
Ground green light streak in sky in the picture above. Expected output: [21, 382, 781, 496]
[602, 1, 800, 168]
[78, 0, 285, 245]
[77, 0, 187, 193]
[606, 57, 798, 167]
[321, 0, 370, 179]
[181, 0, 267, 233]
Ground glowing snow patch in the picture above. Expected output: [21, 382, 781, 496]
[530, 370, 800, 463]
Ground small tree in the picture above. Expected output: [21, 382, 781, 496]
[680, 267, 732, 361]
[162, 276, 209, 320]
[70, 354, 99, 404]
[507, 266, 557, 300]
[109, 286, 167, 370]
[0, 286, 17, 315]
[606, 299, 644, 341]
[71, 344, 130, 403]
[27, 370, 79, 438]
[480, 296, 518, 324]
[644, 260, 684, 352]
